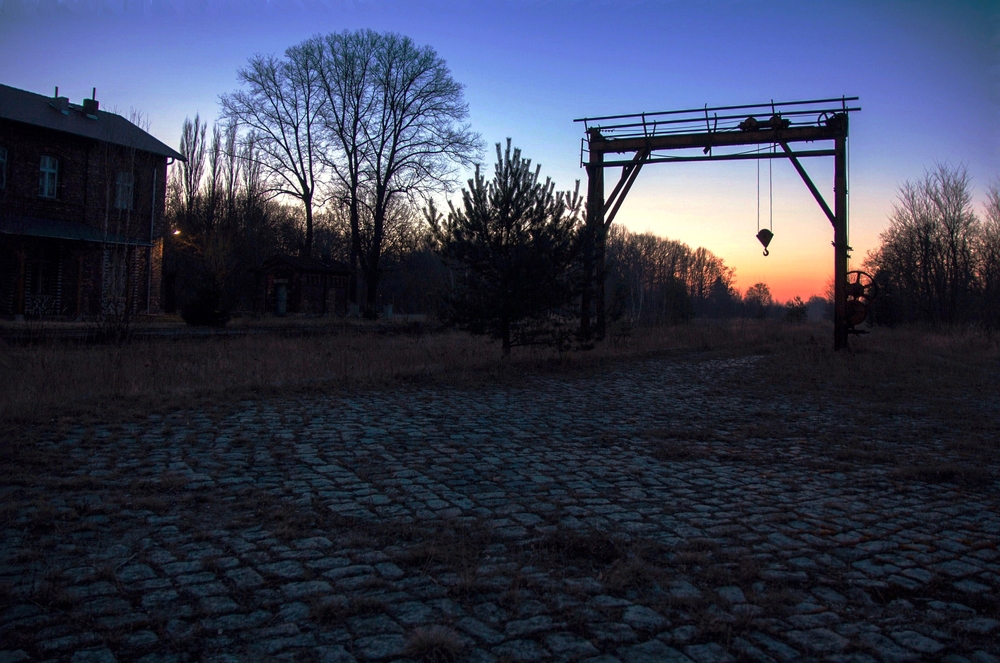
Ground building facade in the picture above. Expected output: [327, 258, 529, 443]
[258, 255, 353, 317]
[0, 84, 183, 319]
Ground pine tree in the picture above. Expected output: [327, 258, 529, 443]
[429, 140, 581, 357]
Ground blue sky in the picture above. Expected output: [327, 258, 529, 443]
[2, 0, 997, 299]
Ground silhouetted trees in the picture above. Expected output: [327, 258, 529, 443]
[429, 140, 581, 356]
[218, 30, 480, 316]
[865, 164, 1000, 328]
[604, 226, 737, 325]
[165, 116, 306, 323]
[220, 48, 324, 258]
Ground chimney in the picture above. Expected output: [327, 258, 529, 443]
[83, 96, 99, 118]
[50, 86, 70, 115]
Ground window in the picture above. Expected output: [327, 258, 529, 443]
[115, 171, 134, 210]
[0, 146, 7, 190]
[39, 155, 58, 198]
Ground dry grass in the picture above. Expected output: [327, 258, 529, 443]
[404, 625, 466, 663]
[725, 324, 1000, 469]
[3, 319, 997, 473]
[0, 318, 777, 432]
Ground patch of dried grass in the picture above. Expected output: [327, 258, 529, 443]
[404, 625, 466, 663]
[891, 462, 994, 488]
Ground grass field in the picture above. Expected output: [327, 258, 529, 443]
[2, 319, 998, 452]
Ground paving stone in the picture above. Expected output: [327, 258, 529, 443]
[729, 637, 776, 663]
[225, 567, 265, 589]
[202, 610, 272, 631]
[282, 580, 333, 599]
[749, 632, 801, 663]
[622, 605, 666, 631]
[456, 617, 505, 645]
[118, 564, 157, 582]
[349, 615, 404, 637]
[936, 560, 981, 577]
[891, 630, 946, 655]
[123, 630, 159, 648]
[313, 645, 357, 663]
[200, 596, 240, 615]
[972, 652, 1000, 663]
[787, 611, 840, 629]
[900, 567, 934, 583]
[618, 640, 692, 662]
[505, 615, 552, 637]
[544, 632, 600, 658]
[857, 633, 919, 662]
[954, 579, 992, 593]
[592, 622, 638, 644]
[66, 582, 117, 600]
[7, 355, 1000, 661]
[684, 643, 735, 663]
[259, 561, 306, 579]
[70, 649, 117, 663]
[955, 618, 1000, 634]
[373, 562, 404, 580]
[669, 581, 701, 599]
[492, 639, 550, 662]
[716, 586, 745, 603]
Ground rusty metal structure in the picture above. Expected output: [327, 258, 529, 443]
[576, 96, 861, 349]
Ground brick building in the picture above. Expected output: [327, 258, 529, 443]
[258, 255, 353, 317]
[0, 83, 183, 319]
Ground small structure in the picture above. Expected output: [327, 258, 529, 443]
[0, 83, 184, 318]
[258, 255, 352, 317]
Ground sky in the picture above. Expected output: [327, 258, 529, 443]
[2, 0, 997, 301]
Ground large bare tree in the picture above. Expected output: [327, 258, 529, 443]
[312, 30, 380, 306]
[220, 46, 325, 257]
[358, 33, 480, 314]
[309, 30, 480, 314]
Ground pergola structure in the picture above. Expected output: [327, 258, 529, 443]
[576, 96, 861, 349]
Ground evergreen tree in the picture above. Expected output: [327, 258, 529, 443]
[429, 140, 581, 356]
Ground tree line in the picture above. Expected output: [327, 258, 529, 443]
[864, 164, 1000, 330]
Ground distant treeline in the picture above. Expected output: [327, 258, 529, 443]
[162, 129, 811, 327]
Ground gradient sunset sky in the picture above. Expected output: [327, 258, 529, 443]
[2, 0, 996, 301]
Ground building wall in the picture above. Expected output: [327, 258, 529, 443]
[0, 117, 170, 317]
[0, 118, 168, 243]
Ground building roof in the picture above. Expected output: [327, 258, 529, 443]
[0, 84, 185, 161]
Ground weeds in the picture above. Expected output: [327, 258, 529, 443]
[404, 625, 465, 663]
[891, 462, 994, 488]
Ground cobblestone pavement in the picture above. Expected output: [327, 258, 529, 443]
[2, 355, 999, 662]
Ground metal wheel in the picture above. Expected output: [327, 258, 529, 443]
[844, 270, 878, 327]
[845, 270, 878, 304]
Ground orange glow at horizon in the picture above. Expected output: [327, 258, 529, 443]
[613, 159, 889, 304]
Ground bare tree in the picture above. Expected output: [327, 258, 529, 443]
[980, 182, 1000, 329]
[178, 114, 207, 231]
[356, 32, 481, 315]
[313, 30, 380, 306]
[744, 282, 773, 319]
[220, 46, 325, 257]
[865, 164, 979, 324]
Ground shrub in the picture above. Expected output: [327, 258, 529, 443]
[181, 285, 230, 327]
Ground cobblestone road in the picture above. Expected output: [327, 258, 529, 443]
[2, 356, 999, 662]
